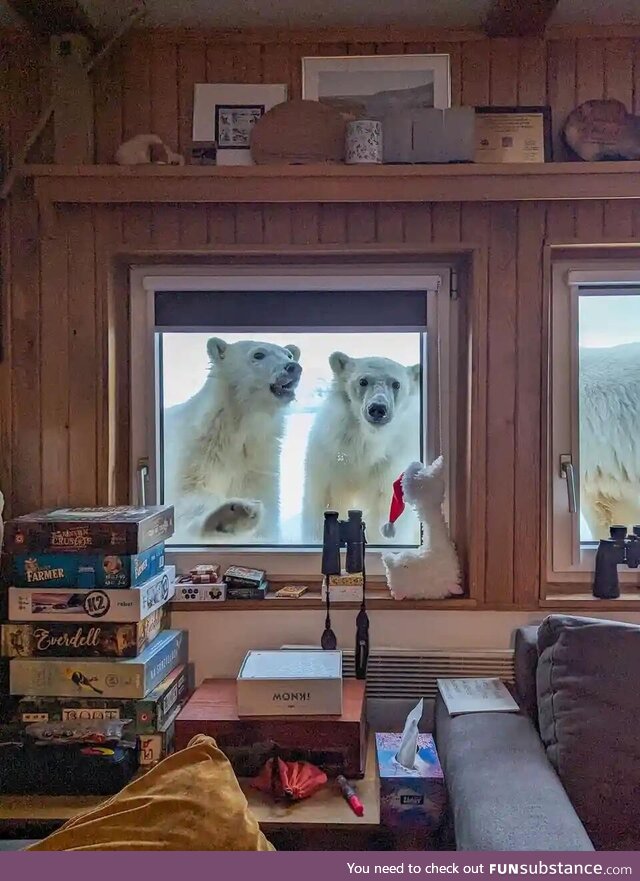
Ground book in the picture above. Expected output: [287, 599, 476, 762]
[437, 677, 519, 716]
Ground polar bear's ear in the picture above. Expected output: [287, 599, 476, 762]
[207, 337, 228, 362]
[285, 344, 301, 362]
[409, 364, 421, 384]
[329, 351, 353, 375]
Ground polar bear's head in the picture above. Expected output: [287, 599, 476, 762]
[329, 352, 420, 428]
[207, 337, 302, 407]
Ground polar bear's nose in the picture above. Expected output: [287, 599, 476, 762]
[284, 361, 301, 376]
[367, 402, 389, 422]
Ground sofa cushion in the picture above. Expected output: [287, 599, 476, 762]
[537, 614, 640, 850]
[514, 626, 539, 725]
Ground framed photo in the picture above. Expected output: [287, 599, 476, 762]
[474, 106, 552, 163]
[302, 54, 451, 118]
[192, 84, 287, 166]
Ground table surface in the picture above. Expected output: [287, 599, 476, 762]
[0, 735, 380, 832]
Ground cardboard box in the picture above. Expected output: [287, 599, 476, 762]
[10, 629, 188, 698]
[4, 506, 174, 555]
[376, 732, 447, 831]
[8, 566, 176, 623]
[322, 578, 363, 602]
[137, 704, 181, 766]
[9, 543, 166, 589]
[175, 678, 366, 778]
[237, 649, 342, 716]
[176, 582, 226, 602]
[382, 107, 475, 164]
[1, 608, 166, 659]
[17, 663, 189, 733]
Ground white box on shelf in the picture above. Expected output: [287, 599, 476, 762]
[236, 649, 343, 716]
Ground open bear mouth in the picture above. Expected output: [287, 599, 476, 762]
[270, 377, 299, 399]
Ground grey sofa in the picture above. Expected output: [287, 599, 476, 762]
[435, 615, 640, 852]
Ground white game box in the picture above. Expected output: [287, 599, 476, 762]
[236, 649, 343, 716]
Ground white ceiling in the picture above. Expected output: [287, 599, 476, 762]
[1, 0, 639, 31]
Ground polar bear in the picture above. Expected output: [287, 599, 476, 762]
[302, 351, 421, 544]
[163, 337, 301, 543]
[580, 341, 640, 539]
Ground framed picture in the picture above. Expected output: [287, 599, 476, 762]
[474, 106, 552, 163]
[192, 84, 287, 166]
[302, 54, 451, 118]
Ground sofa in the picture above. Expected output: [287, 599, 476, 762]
[435, 614, 640, 851]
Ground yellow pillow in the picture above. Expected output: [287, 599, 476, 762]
[28, 735, 274, 851]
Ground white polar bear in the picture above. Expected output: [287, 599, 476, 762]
[163, 337, 301, 543]
[580, 341, 640, 539]
[302, 351, 421, 544]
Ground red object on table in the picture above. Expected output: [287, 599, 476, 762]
[252, 756, 327, 802]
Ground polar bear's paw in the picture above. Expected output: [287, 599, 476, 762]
[202, 499, 263, 536]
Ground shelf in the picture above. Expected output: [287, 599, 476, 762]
[170, 592, 476, 611]
[23, 161, 640, 211]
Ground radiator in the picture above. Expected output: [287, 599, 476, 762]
[341, 649, 515, 700]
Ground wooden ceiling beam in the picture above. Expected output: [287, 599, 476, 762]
[6, 0, 98, 43]
[484, 0, 561, 37]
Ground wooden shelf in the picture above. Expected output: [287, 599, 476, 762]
[23, 161, 640, 209]
[170, 592, 476, 611]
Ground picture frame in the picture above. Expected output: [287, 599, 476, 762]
[302, 54, 451, 117]
[192, 84, 288, 166]
[474, 106, 553, 164]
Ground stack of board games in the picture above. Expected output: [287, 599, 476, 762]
[223, 566, 269, 600]
[0, 506, 190, 789]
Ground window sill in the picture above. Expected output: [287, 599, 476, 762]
[542, 588, 640, 610]
[170, 591, 476, 612]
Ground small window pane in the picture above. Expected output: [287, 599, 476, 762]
[160, 331, 423, 547]
[578, 292, 640, 542]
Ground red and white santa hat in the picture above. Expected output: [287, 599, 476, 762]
[381, 473, 406, 538]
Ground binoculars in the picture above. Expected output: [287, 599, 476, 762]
[321, 510, 365, 576]
[593, 525, 640, 599]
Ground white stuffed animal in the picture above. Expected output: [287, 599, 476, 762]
[115, 134, 184, 166]
[381, 458, 463, 600]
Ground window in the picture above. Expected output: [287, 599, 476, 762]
[549, 263, 640, 581]
[131, 265, 456, 575]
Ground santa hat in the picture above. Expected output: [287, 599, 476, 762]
[381, 473, 405, 538]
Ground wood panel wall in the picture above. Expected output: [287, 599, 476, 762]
[2, 28, 640, 609]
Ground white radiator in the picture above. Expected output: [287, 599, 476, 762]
[341, 649, 515, 699]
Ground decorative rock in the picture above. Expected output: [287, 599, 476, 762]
[563, 99, 640, 161]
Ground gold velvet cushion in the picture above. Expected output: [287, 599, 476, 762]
[28, 735, 274, 851]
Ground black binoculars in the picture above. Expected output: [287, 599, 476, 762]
[593, 525, 640, 599]
[321, 510, 365, 576]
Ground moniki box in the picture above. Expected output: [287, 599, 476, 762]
[376, 732, 447, 831]
[322, 573, 363, 602]
[382, 107, 475, 164]
[4, 506, 174, 555]
[10, 629, 188, 699]
[1, 607, 166, 659]
[9, 543, 166, 589]
[176, 582, 226, 603]
[17, 662, 190, 734]
[237, 649, 342, 716]
[8, 565, 176, 623]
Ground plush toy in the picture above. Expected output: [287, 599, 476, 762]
[381, 458, 463, 600]
[115, 134, 184, 166]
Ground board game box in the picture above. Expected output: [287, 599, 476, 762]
[4, 506, 174, 555]
[10, 629, 188, 698]
[138, 704, 181, 766]
[9, 543, 166, 589]
[1, 608, 166, 659]
[8, 566, 176, 623]
[16, 663, 190, 734]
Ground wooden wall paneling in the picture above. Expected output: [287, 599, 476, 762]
[603, 200, 634, 240]
[514, 201, 546, 605]
[575, 200, 604, 242]
[547, 40, 576, 160]
[433, 42, 461, 104]
[461, 204, 490, 602]
[111, 257, 131, 503]
[10, 46, 42, 514]
[347, 43, 376, 56]
[262, 42, 290, 88]
[517, 39, 547, 106]
[375, 204, 404, 243]
[403, 203, 433, 247]
[575, 39, 605, 106]
[291, 43, 319, 98]
[0, 41, 13, 509]
[94, 47, 124, 163]
[290, 205, 319, 245]
[207, 204, 236, 245]
[633, 40, 640, 115]
[263, 204, 293, 245]
[603, 39, 634, 105]
[122, 36, 153, 244]
[546, 201, 576, 241]
[461, 39, 491, 105]
[235, 205, 264, 244]
[489, 38, 519, 104]
[375, 42, 406, 55]
[432, 204, 461, 244]
[319, 204, 348, 244]
[177, 42, 205, 155]
[67, 206, 98, 505]
[39, 215, 69, 507]
[151, 41, 180, 247]
[484, 203, 519, 605]
[347, 204, 376, 243]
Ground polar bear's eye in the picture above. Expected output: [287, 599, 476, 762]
[253, 351, 266, 360]
[392, 381, 401, 391]
[359, 378, 368, 387]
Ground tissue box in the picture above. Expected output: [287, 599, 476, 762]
[382, 107, 475, 164]
[376, 732, 447, 831]
[237, 649, 342, 716]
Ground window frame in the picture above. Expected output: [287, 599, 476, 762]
[130, 263, 456, 578]
[548, 260, 640, 585]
